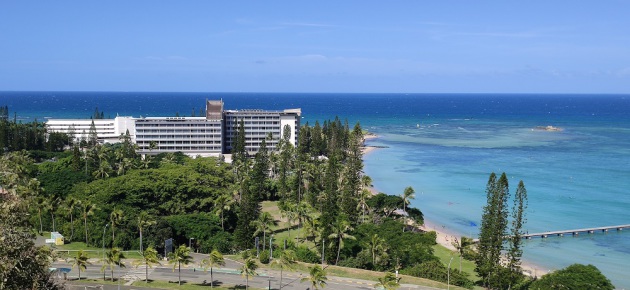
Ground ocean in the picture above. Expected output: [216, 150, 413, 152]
[2, 91, 629, 288]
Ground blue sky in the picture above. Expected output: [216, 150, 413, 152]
[1, 1, 630, 93]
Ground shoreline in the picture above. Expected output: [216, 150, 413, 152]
[361, 133, 380, 155]
[363, 135, 546, 279]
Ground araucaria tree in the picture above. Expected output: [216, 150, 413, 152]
[507, 180, 528, 287]
[475, 172, 528, 289]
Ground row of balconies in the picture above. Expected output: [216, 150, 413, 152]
[136, 129, 221, 133]
[138, 146, 222, 151]
[136, 137, 221, 141]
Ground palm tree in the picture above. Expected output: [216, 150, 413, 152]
[200, 249, 225, 289]
[109, 208, 124, 247]
[280, 203, 297, 240]
[213, 193, 233, 230]
[251, 212, 277, 251]
[328, 218, 356, 265]
[303, 216, 320, 243]
[295, 202, 311, 242]
[64, 197, 79, 240]
[401, 186, 415, 232]
[239, 256, 258, 290]
[301, 265, 327, 289]
[81, 201, 97, 245]
[271, 249, 296, 289]
[48, 195, 60, 232]
[374, 272, 400, 290]
[452, 236, 474, 273]
[101, 247, 126, 282]
[365, 234, 388, 267]
[357, 189, 372, 224]
[35, 196, 49, 234]
[168, 245, 193, 285]
[132, 246, 161, 282]
[71, 250, 91, 280]
[93, 160, 111, 179]
[136, 211, 155, 253]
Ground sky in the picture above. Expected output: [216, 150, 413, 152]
[1, 1, 630, 93]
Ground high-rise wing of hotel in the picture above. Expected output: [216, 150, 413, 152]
[46, 100, 301, 157]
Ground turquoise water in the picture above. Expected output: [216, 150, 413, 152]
[2, 92, 629, 287]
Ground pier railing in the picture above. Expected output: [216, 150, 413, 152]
[472, 224, 630, 243]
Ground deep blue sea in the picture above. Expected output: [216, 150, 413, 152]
[2, 91, 630, 288]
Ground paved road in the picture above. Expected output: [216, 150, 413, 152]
[53, 255, 440, 290]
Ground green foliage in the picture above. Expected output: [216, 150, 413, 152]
[301, 265, 328, 290]
[132, 246, 161, 282]
[476, 172, 529, 289]
[345, 219, 436, 271]
[200, 249, 225, 289]
[375, 272, 401, 290]
[259, 250, 270, 264]
[529, 264, 613, 290]
[294, 244, 320, 263]
[101, 247, 126, 282]
[400, 260, 474, 289]
[168, 245, 193, 286]
[239, 256, 259, 289]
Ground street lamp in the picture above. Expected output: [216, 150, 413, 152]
[103, 223, 109, 281]
[447, 256, 454, 290]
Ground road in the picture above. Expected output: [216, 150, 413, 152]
[52, 254, 440, 290]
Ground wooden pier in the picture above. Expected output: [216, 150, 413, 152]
[522, 224, 630, 239]
[472, 224, 630, 243]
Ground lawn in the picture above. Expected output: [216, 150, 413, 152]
[132, 280, 262, 289]
[48, 239, 143, 260]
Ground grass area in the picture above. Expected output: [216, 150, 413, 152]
[261, 200, 318, 252]
[433, 244, 479, 280]
[433, 244, 484, 289]
[131, 280, 262, 289]
[49, 240, 143, 260]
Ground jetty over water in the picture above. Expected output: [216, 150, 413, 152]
[472, 224, 630, 243]
[522, 224, 630, 239]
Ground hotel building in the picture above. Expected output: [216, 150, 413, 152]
[46, 100, 301, 157]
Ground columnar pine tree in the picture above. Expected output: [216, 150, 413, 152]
[234, 139, 266, 250]
[476, 172, 528, 289]
[88, 120, 98, 147]
[507, 180, 528, 287]
[319, 154, 340, 262]
[340, 123, 363, 221]
[476, 172, 510, 289]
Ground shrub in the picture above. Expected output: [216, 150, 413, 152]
[259, 250, 270, 264]
[400, 260, 474, 289]
[294, 245, 320, 263]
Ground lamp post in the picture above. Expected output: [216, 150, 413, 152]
[447, 256, 454, 290]
[103, 223, 109, 281]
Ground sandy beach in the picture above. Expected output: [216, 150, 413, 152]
[361, 133, 380, 155]
[363, 134, 545, 279]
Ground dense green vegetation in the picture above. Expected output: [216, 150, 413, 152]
[0, 110, 613, 289]
[529, 264, 613, 290]
[0, 151, 64, 289]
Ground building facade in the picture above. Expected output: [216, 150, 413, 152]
[46, 100, 300, 157]
[223, 108, 301, 154]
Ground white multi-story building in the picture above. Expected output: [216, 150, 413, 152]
[46, 117, 135, 144]
[45, 100, 300, 157]
[223, 109, 301, 154]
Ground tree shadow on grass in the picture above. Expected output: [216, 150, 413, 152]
[195, 280, 224, 287]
